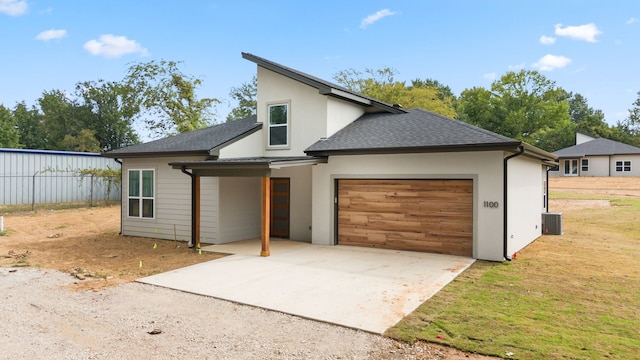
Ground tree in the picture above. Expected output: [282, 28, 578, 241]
[458, 70, 572, 151]
[0, 104, 20, 148]
[612, 91, 640, 146]
[13, 102, 45, 149]
[38, 89, 82, 150]
[227, 75, 257, 122]
[333, 68, 457, 118]
[124, 60, 220, 138]
[75, 80, 140, 151]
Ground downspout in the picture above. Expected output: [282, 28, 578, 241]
[545, 166, 551, 213]
[181, 166, 196, 248]
[114, 159, 123, 235]
[503, 146, 525, 261]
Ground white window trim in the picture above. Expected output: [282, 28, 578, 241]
[615, 160, 632, 172]
[564, 159, 579, 176]
[266, 101, 291, 149]
[581, 158, 589, 172]
[127, 168, 155, 219]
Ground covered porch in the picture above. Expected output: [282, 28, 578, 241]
[169, 156, 327, 256]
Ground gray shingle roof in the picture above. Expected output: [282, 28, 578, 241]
[305, 109, 521, 155]
[553, 137, 640, 158]
[102, 116, 261, 158]
[242, 53, 405, 114]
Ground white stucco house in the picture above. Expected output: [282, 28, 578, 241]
[103, 53, 558, 262]
[550, 132, 640, 177]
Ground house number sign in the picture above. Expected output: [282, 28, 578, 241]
[483, 201, 499, 208]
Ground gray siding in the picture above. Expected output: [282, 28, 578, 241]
[1, 149, 120, 205]
[121, 156, 219, 243]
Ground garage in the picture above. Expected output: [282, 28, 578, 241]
[337, 179, 473, 256]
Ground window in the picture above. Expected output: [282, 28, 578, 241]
[616, 160, 631, 172]
[581, 158, 589, 172]
[564, 159, 578, 176]
[268, 103, 288, 147]
[128, 169, 154, 218]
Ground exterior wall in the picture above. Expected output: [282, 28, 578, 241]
[506, 155, 545, 255]
[583, 156, 610, 177]
[576, 133, 596, 145]
[218, 129, 263, 159]
[311, 151, 507, 261]
[272, 165, 313, 242]
[326, 97, 365, 138]
[610, 155, 640, 177]
[257, 67, 328, 156]
[1, 149, 120, 205]
[218, 177, 261, 243]
[121, 156, 218, 243]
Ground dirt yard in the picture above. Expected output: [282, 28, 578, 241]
[0, 205, 224, 291]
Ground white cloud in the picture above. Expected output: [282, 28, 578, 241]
[83, 34, 148, 58]
[483, 73, 497, 81]
[554, 23, 602, 43]
[35, 29, 66, 41]
[0, 0, 27, 16]
[360, 9, 398, 29]
[627, 17, 638, 24]
[539, 35, 556, 45]
[508, 63, 526, 70]
[533, 54, 571, 71]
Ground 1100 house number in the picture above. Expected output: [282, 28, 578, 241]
[483, 201, 499, 208]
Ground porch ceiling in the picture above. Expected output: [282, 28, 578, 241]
[169, 156, 327, 177]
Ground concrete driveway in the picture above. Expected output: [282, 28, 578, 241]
[138, 241, 475, 334]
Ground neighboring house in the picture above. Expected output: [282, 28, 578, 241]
[103, 52, 558, 262]
[550, 132, 640, 177]
[1, 148, 121, 205]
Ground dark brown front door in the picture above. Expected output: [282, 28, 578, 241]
[270, 178, 290, 238]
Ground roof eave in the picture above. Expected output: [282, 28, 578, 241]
[305, 142, 523, 157]
[102, 150, 211, 159]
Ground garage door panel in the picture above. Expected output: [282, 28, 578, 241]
[338, 179, 473, 256]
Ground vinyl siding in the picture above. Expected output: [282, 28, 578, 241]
[121, 156, 218, 243]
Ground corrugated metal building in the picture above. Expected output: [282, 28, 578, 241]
[0, 148, 121, 205]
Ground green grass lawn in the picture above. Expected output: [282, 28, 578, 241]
[387, 196, 640, 359]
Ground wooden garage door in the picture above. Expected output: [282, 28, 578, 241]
[337, 179, 473, 256]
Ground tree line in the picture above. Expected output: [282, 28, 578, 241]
[1, 61, 639, 153]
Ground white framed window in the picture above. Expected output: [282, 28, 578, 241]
[267, 103, 289, 147]
[616, 160, 631, 172]
[581, 158, 589, 172]
[128, 169, 155, 218]
[564, 159, 578, 176]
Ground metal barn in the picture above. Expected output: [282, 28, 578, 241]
[0, 148, 121, 206]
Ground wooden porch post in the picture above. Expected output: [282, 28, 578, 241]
[260, 176, 271, 256]
[194, 175, 201, 249]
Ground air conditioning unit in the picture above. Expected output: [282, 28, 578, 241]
[542, 212, 563, 235]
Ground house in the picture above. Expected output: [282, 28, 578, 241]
[103, 52, 558, 262]
[550, 132, 640, 177]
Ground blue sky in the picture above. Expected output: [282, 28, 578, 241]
[1, 0, 639, 131]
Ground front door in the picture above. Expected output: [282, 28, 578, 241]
[270, 178, 290, 238]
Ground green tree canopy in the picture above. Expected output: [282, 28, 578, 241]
[124, 60, 220, 137]
[333, 68, 457, 118]
[13, 102, 45, 149]
[0, 104, 20, 148]
[75, 80, 140, 151]
[226, 75, 257, 122]
[458, 70, 572, 151]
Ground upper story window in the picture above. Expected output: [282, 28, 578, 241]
[268, 103, 288, 147]
[128, 169, 154, 218]
[616, 160, 631, 172]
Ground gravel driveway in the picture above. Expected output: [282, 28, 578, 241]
[0, 268, 481, 360]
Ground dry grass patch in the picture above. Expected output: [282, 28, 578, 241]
[0, 205, 224, 290]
